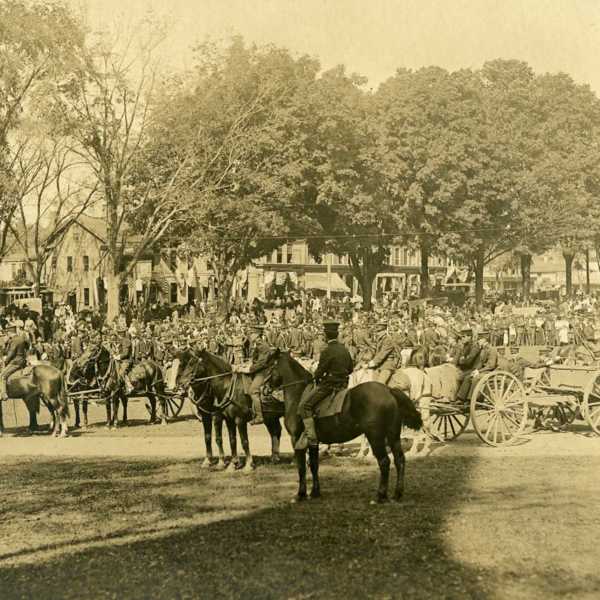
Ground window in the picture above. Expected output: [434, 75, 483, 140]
[83, 287, 90, 306]
[67, 256, 73, 272]
[276, 247, 284, 264]
[286, 247, 293, 264]
[393, 247, 401, 266]
[170, 282, 178, 303]
[83, 256, 90, 272]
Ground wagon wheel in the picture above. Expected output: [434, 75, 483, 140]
[164, 392, 185, 419]
[427, 408, 469, 442]
[470, 371, 528, 446]
[582, 371, 600, 435]
[541, 401, 578, 431]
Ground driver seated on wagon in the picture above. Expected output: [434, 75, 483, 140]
[296, 320, 354, 448]
[455, 330, 498, 406]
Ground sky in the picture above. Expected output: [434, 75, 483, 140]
[68, 0, 600, 92]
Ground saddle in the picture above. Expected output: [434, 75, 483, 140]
[302, 384, 348, 419]
[7, 365, 34, 382]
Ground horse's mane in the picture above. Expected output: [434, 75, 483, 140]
[201, 349, 232, 372]
[279, 351, 312, 382]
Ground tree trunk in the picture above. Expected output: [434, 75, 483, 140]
[520, 253, 532, 304]
[106, 271, 121, 324]
[475, 250, 485, 307]
[419, 241, 430, 298]
[360, 271, 374, 311]
[563, 253, 574, 298]
[586, 248, 591, 295]
[216, 274, 233, 316]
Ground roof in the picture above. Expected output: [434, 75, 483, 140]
[304, 272, 350, 293]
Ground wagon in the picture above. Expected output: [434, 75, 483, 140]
[426, 361, 600, 447]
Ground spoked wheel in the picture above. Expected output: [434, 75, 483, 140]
[164, 392, 185, 419]
[427, 406, 469, 442]
[470, 371, 528, 446]
[582, 371, 600, 435]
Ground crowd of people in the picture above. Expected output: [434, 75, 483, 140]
[1, 290, 600, 409]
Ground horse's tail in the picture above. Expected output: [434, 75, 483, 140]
[389, 387, 422, 430]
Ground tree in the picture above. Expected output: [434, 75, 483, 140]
[0, 0, 84, 259]
[45, 20, 192, 321]
[7, 136, 97, 293]
[130, 38, 319, 314]
[256, 64, 395, 310]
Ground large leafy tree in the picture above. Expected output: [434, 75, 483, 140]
[257, 64, 394, 310]
[129, 38, 319, 314]
[374, 67, 483, 297]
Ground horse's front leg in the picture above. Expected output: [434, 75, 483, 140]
[120, 395, 128, 426]
[82, 400, 88, 429]
[158, 391, 168, 426]
[225, 418, 239, 472]
[292, 448, 308, 502]
[105, 394, 113, 429]
[0, 401, 3, 436]
[265, 417, 282, 464]
[214, 415, 227, 470]
[308, 445, 320, 498]
[73, 399, 81, 428]
[238, 418, 254, 473]
[200, 414, 213, 468]
[147, 394, 157, 424]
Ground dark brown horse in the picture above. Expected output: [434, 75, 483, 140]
[69, 345, 166, 428]
[266, 350, 422, 503]
[180, 349, 283, 472]
[0, 363, 69, 437]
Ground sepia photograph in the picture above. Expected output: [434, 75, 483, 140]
[1, 0, 600, 598]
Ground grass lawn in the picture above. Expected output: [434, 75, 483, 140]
[1, 452, 599, 599]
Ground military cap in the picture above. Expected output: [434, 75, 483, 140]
[323, 320, 340, 333]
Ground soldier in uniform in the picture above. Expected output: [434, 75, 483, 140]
[297, 321, 354, 448]
[368, 322, 400, 384]
[115, 325, 134, 394]
[0, 325, 30, 401]
[248, 324, 274, 425]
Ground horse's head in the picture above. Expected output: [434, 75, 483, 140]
[177, 350, 206, 387]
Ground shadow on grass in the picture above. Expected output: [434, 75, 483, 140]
[0, 452, 495, 600]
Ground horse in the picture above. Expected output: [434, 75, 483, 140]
[0, 363, 70, 437]
[266, 350, 423, 504]
[69, 344, 165, 428]
[180, 349, 283, 472]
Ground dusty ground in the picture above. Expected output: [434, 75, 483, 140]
[1, 398, 600, 599]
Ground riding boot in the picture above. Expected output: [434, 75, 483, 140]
[0, 377, 7, 401]
[295, 417, 318, 450]
[250, 395, 264, 425]
[124, 374, 133, 395]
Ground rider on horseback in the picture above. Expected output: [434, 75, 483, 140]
[115, 325, 134, 394]
[368, 322, 401, 384]
[248, 324, 273, 426]
[296, 321, 354, 448]
[0, 324, 30, 401]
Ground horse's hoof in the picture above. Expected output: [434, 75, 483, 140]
[215, 461, 226, 471]
[225, 462, 238, 473]
[243, 463, 255, 474]
[200, 459, 211, 469]
[161, 420, 168, 427]
[393, 494, 404, 503]
[271, 454, 281, 464]
[309, 490, 321, 500]
[291, 494, 307, 503]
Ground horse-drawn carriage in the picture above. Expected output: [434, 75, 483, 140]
[422, 344, 600, 447]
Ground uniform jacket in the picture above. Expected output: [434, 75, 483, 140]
[118, 336, 133, 360]
[472, 345, 498, 372]
[250, 338, 273, 373]
[371, 331, 400, 371]
[314, 340, 354, 387]
[5, 334, 30, 364]
[457, 341, 481, 371]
